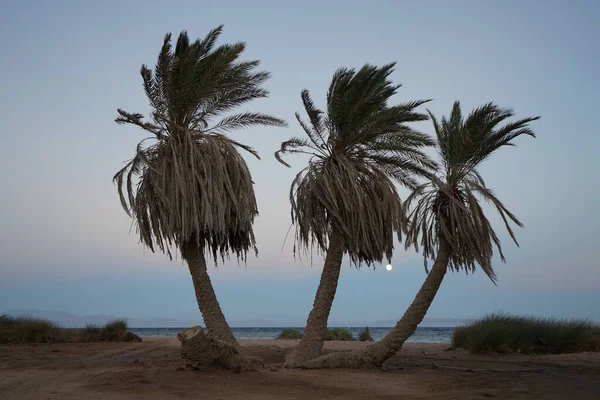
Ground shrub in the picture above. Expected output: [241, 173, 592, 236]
[325, 328, 355, 341]
[358, 327, 374, 342]
[0, 315, 61, 344]
[100, 319, 128, 341]
[276, 328, 303, 339]
[452, 312, 600, 354]
[0, 314, 12, 328]
[76, 323, 102, 341]
[0, 315, 136, 343]
[0, 315, 14, 335]
[84, 323, 101, 335]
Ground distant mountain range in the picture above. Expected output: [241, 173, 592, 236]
[2, 310, 202, 328]
[2, 309, 468, 328]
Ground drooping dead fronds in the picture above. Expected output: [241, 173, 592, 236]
[114, 131, 260, 261]
[113, 27, 286, 262]
[276, 64, 436, 266]
[289, 155, 405, 265]
[404, 101, 539, 282]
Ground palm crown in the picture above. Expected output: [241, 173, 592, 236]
[276, 63, 436, 265]
[404, 101, 539, 281]
[113, 26, 286, 261]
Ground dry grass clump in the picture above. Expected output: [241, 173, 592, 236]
[0, 315, 61, 343]
[453, 312, 600, 354]
[99, 318, 128, 341]
[0, 315, 133, 344]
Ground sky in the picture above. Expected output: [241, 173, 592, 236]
[1, 0, 599, 325]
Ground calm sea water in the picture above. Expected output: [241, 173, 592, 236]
[130, 327, 454, 344]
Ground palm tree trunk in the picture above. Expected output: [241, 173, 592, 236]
[284, 232, 344, 366]
[183, 240, 237, 344]
[299, 238, 450, 369]
[178, 326, 263, 372]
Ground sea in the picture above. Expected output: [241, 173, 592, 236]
[130, 327, 454, 343]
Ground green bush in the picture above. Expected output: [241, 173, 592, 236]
[276, 328, 303, 339]
[100, 318, 128, 341]
[325, 328, 355, 341]
[0, 315, 61, 344]
[358, 327, 374, 341]
[452, 312, 600, 354]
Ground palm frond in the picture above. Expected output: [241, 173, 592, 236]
[277, 63, 436, 265]
[207, 112, 286, 133]
[405, 102, 538, 282]
[113, 27, 286, 262]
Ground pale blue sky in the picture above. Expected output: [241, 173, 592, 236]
[1, 0, 599, 325]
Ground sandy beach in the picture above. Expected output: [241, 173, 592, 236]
[1, 338, 599, 399]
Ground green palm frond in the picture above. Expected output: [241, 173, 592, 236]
[206, 112, 285, 133]
[276, 63, 436, 266]
[113, 27, 287, 262]
[405, 102, 539, 282]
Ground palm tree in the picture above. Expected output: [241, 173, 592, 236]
[113, 26, 286, 366]
[276, 64, 436, 366]
[299, 101, 539, 369]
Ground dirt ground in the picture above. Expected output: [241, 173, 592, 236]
[1, 338, 599, 399]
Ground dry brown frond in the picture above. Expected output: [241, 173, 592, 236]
[115, 132, 259, 262]
[290, 154, 404, 265]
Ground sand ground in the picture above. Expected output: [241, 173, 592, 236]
[1, 338, 599, 399]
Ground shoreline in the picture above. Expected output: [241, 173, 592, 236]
[130, 326, 455, 344]
[137, 336, 451, 345]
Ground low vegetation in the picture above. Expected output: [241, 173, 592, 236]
[358, 327, 374, 342]
[325, 328, 355, 341]
[0, 315, 137, 344]
[276, 328, 357, 341]
[0, 315, 61, 344]
[99, 318, 128, 341]
[452, 313, 600, 354]
[84, 323, 101, 336]
[276, 328, 303, 339]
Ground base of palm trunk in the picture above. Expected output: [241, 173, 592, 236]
[284, 344, 322, 368]
[298, 348, 380, 369]
[178, 326, 263, 372]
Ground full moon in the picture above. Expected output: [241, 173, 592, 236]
[385, 264, 392, 271]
